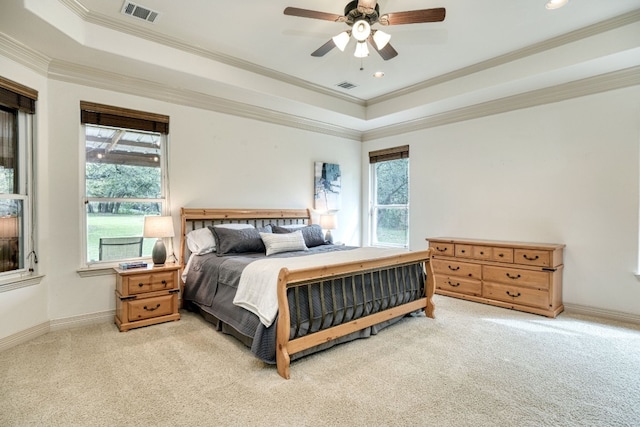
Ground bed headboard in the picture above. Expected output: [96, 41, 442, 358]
[179, 208, 312, 266]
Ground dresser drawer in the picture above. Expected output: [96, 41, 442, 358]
[483, 265, 549, 289]
[491, 247, 514, 263]
[125, 294, 177, 322]
[455, 244, 473, 258]
[514, 249, 551, 267]
[435, 274, 482, 296]
[123, 271, 176, 295]
[432, 259, 481, 280]
[482, 282, 549, 309]
[431, 242, 454, 257]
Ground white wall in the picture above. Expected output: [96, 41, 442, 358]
[363, 86, 640, 316]
[0, 74, 361, 340]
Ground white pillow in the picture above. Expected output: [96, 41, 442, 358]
[186, 224, 254, 255]
[260, 230, 308, 256]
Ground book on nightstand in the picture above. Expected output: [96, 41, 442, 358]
[118, 261, 148, 270]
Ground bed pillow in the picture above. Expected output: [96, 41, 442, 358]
[272, 224, 326, 248]
[209, 224, 271, 256]
[186, 224, 254, 255]
[260, 230, 308, 256]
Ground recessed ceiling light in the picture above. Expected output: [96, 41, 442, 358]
[373, 71, 385, 78]
[545, 0, 569, 10]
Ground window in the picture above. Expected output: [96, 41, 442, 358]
[81, 102, 170, 265]
[369, 145, 409, 248]
[0, 76, 36, 277]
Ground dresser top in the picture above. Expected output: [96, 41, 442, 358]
[427, 237, 565, 250]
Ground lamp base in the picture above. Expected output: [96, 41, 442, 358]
[325, 230, 333, 244]
[151, 239, 167, 265]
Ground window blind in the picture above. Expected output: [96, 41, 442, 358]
[80, 101, 169, 134]
[0, 76, 37, 114]
[369, 145, 409, 164]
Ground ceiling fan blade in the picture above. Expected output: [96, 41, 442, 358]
[368, 35, 398, 61]
[284, 7, 344, 22]
[380, 8, 446, 25]
[311, 39, 337, 57]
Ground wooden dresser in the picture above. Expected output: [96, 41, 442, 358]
[426, 237, 565, 317]
[114, 263, 181, 332]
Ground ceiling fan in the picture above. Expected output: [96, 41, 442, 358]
[284, 1, 446, 61]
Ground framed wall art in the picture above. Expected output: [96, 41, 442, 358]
[314, 161, 341, 212]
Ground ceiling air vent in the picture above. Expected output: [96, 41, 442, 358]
[336, 81, 358, 90]
[121, 1, 159, 23]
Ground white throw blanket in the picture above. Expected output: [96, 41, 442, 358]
[233, 247, 408, 327]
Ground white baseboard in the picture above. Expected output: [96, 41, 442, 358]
[564, 303, 640, 325]
[0, 310, 115, 352]
[0, 322, 50, 352]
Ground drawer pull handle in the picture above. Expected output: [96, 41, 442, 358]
[447, 281, 460, 287]
[506, 273, 521, 280]
[436, 246, 448, 252]
[523, 254, 539, 261]
[161, 280, 167, 286]
[506, 291, 521, 298]
[460, 250, 466, 253]
[144, 304, 161, 312]
[479, 251, 484, 255]
[498, 253, 504, 257]
[448, 266, 460, 271]
[138, 282, 144, 287]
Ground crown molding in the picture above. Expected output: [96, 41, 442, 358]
[58, 0, 365, 107]
[0, 33, 50, 76]
[363, 65, 640, 141]
[48, 60, 362, 141]
[368, 9, 640, 106]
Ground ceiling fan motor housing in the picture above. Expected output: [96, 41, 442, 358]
[344, 0, 380, 25]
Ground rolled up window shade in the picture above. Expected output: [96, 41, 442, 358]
[80, 101, 169, 134]
[369, 145, 409, 164]
[0, 76, 37, 114]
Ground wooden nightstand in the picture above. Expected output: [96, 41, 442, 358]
[114, 263, 181, 332]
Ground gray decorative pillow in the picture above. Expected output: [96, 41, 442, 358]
[272, 224, 326, 248]
[209, 224, 272, 256]
[260, 230, 308, 256]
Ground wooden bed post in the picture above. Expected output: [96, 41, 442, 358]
[425, 248, 436, 319]
[276, 268, 292, 379]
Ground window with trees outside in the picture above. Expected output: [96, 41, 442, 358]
[369, 145, 409, 248]
[82, 102, 169, 265]
[0, 76, 36, 278]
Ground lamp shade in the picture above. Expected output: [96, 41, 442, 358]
[372, 29, 391, 50]
[143, 216, 175, 238]
[144, 216, 174, 265]
[320, 214, 337, 230]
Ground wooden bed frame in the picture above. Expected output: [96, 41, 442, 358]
[180, 208, 435, 379]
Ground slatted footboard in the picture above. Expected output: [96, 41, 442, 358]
[275, 249, 434, 379]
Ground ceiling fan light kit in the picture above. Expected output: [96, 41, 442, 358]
[284, 1, 446, 62]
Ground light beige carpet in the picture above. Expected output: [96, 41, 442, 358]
[1, 295, 639, 427]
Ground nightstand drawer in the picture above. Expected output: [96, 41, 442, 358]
[123, 271, 176, 295]
[126, 294, 176, 321]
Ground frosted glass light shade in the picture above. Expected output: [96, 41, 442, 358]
[372, 30, 391, 50]
[320, 214, 337, 244]
[352, 20, 371, 42]
[332, 31, 350, 51]
[545, 0, 569, 9]
[354, 41, 369, 58]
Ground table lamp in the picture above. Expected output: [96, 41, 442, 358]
[320, 213, 337, 244]
[143, 215, 174, 265]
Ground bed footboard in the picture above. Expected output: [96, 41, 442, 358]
[275, 249, 434, 379]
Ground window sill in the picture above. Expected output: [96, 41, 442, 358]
[0, 273, 45, 293]
[77, 266, 117, 278]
